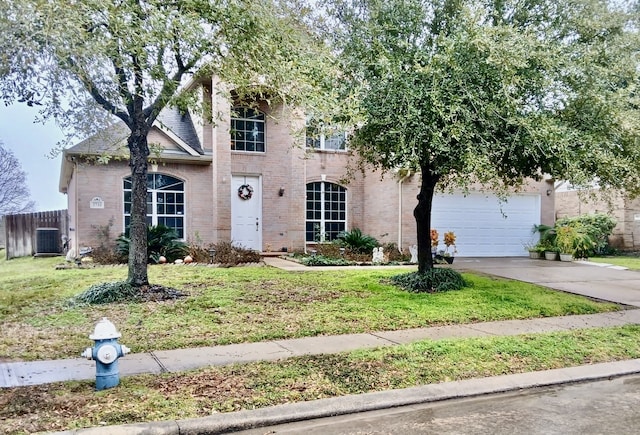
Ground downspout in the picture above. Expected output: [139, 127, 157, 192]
[71, 157, 79, 256]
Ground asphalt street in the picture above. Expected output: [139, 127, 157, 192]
[236, 374, 640, 435]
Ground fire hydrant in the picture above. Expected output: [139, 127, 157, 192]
[81, 317, 130, 390]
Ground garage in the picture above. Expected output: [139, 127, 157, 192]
[431, 192, 541, 257]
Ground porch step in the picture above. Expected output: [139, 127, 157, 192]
[260, 251, 287, 258]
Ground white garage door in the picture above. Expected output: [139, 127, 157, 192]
[431, 193, 540, 257]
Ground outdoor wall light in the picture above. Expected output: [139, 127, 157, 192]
[278, 187, 285, 197]
[546, 189, 552, 196]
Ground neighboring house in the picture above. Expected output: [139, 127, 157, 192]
[555, 183, 640, 250]
[59, 78, 555, 257]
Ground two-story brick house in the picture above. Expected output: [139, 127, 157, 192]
[59, 78, 555, 257]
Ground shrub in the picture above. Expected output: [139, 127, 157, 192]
[71, 281, 139, 305]
[315, 242, 342, 258]
[91, 246, 126, 264]
[391, 269, 466, 293]
[336, 228, 378, 254]
[382, 242, 411, 263]
[555, 213, 616, 255]
[116, 225, 188, 264]
[185, 244, 213, 263]
[212, 241, 261, 265]
[301, 255, 353, 266]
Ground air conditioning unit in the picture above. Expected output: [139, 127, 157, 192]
[35, 228, 60, 255]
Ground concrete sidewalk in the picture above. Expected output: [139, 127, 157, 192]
[3, 308, 640, 388]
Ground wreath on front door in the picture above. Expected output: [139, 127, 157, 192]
[237, 184, 254, 200]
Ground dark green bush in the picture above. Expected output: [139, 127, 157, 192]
[72, 281, 139, 305]
[391, 269, 466, 293]
[555, 213, 616, 255]
[337, 228, 379, 254]
[116, 225, 188, 264]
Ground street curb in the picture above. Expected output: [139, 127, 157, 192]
[51, 358, 640, 435]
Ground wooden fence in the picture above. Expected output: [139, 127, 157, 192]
[3, 210, 69, 260]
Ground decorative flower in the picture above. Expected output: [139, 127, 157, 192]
[430, 229, 439, 248]
[443, 231, 457, 255]
[444, 231, 456, 247]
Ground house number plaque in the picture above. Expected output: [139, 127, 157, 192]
[90, 197, 105, 209]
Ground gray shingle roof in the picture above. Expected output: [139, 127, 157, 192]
[65, 107, 203, 156]
[156, 108, 203, 155]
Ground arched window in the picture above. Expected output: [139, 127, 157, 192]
[123, 174, 185, 238]
[231, 107, 265, 152]
[306, 181, 347, 242]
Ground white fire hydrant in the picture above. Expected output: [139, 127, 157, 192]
[81, 317, 130, 390]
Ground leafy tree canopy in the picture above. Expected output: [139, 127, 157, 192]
[324, 0, 640, 272]
[0, 0, 340, 284]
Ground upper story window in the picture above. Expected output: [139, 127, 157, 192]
[123, 174, 185, 239]
[306, 120, 347, 151]
[231, 107, 265, 152]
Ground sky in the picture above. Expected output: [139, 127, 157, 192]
[0, 104, 68, 211]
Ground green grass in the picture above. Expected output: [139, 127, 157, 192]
[2, 325, 640, 434]
[0, 251, 620, 360]
[589, 255, 640, 270]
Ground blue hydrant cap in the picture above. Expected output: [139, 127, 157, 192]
[89, 317, 122, 340]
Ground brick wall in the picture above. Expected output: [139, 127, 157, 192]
[69, 160, 214, 249]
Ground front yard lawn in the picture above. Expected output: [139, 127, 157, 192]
[0, 252, 620, 361]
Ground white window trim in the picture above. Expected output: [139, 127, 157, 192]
[305, 181, 348, 243]
[231, 107, 266, 153]
[306, 131, 348, 152]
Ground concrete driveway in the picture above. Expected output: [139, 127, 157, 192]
[451, 257, 640, 308]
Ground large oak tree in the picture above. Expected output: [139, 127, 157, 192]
[327, 0, 640, 273]
[1, 0, 337, 285]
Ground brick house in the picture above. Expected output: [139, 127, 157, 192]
[59, 79, 555, 257]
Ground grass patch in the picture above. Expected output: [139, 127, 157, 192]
[2, 325, 640, 433]
[0, 256, 620, 361]
[589, 255, 640, 270]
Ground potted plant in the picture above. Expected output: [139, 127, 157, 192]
[533, 224, 558, 260]
[538, 239, 558, 260]
[555, 225, 578, 261]
[525, 242, 545, 259]
[442, 231, 457, 263]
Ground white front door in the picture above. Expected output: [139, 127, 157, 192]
[231, 175, 262, 251]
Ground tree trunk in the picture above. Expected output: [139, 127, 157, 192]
[414, 168, 440, 274]
[127, 129, 151, 287]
